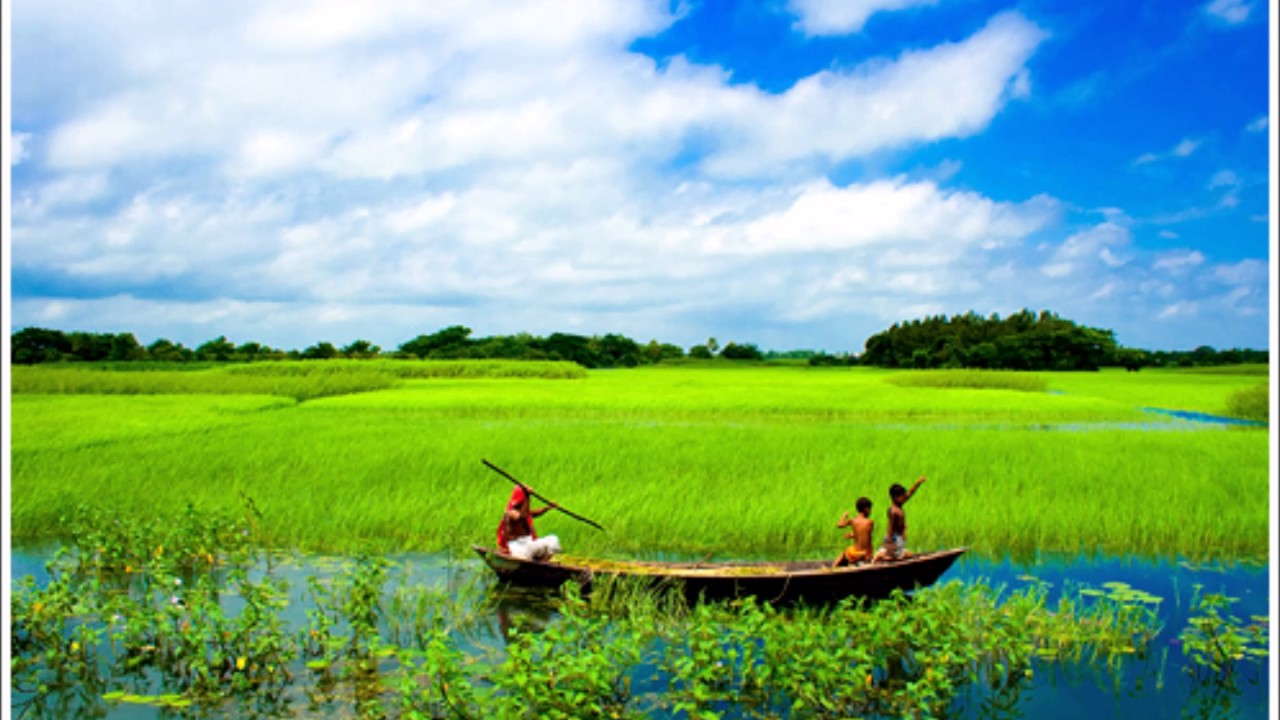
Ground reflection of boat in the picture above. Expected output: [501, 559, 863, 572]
[473, 546, 966, 604]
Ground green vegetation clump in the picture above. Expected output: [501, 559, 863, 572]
[20, 509, 1244, 720]
[1223, 384, 1268, 422]
[885, 369, 1048, 393]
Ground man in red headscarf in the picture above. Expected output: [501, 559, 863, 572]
[496, 486, 561, 560]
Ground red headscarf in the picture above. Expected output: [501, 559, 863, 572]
[496, 486, 536, 551]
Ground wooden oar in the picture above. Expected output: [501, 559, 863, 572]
[482, 459, 605, 532]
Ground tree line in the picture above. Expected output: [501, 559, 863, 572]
[8, 325, 764, 369]
[844, 309, 1267, 371]
[8, 312, 1267, 371]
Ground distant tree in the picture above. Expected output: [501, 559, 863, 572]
[147, 338, 193, 362]
[1191, 345, 1218, 366]
[807, 352, 851, 367]
[301, 341, 340, 360]
[108, 333, 146, 362]
[11, 327, 71, 364]
[706, 337, 720, 355]
[1113, 347, 1151, 372]
[688, 345, 713, 359]
[237, 341, 265, 360]
[67, 332, 113, 361]
[539, 333, 602, 367]
[399, 325, 473, 358]
[643, 340, 664, 364]
[342, 339, 380, 359]
[593, 334, 642, 367]
[659, 343, 685, 361]
[720, 342, 763, 361]
[196, 336, 236, 362]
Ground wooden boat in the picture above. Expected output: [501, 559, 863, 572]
[473, 546, 966, 604]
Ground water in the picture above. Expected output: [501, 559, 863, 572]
[1140, 407, 1267, 428]
[8, 545, 1271, 719]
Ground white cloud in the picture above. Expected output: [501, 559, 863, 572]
[1245, 115, 1268, 132]
[1208, 169, 1240, 189]
[1211, 259, 1267, 285]
[1040, 222, 1130, 277]
[1158, 301, 1198, 319]
[10, 132, 33, 166]
[1204, 0, 1253, 24]
[1158, 230, 1179, 239]
[1153, 250, 1205, 273]
[35, 4, 1044, 183]
[1172, 138, 1200, 157]
[1133, 137, 1200, 165]
[716, 177, 1058, 255]
[1088, 282, 1116, 300]
[701, 12, 1047, 176]
[788, 0, 938, 35]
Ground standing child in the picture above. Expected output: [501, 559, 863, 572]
[874, 476, 926, 563]
[833, 497, 875, 567]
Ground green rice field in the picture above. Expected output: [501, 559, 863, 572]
[8, 361, 1270, 562]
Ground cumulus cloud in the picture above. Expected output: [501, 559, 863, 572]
[32, 4, 1044, 183]
[788, 0, 939, 35]
[715, 177, 1057, 255]
[700, 12, 1048, 176]
[9, 1, 1268, 352]
[1204, 0, 1253, 24]
[1245, 115, 1268, 132]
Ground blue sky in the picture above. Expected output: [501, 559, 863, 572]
[5, 0, 1274, 353]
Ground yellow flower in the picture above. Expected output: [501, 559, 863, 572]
[71, 642, 80, 652]
[236, 657, 247, 671]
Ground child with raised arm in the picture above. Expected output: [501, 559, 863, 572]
[874, 476, 926, 563]
[833, 497, 875, 567]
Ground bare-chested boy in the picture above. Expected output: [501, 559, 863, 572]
[873, 476, 926, 563]
[833, 497, 875, 567]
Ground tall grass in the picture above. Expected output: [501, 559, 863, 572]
[10, 360, 584, 402]
[9, 364, 1269, 561]
[1223, 384, 1269, 423]
[885, 369, 1048, 392]
[1172, 364, 1269, 376]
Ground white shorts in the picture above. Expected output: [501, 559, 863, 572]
[508, 535, 561, 561]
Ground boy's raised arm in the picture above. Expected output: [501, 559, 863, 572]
[904, 476, 926, 503]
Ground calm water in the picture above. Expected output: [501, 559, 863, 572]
[8, 545, 1272, 719]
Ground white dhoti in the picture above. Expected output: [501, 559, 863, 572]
[507, 535, 561, 561]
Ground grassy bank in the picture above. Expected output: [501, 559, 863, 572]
[8, 363, 1270, 561]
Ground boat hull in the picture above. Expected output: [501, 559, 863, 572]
[473, 546, 966, 604]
